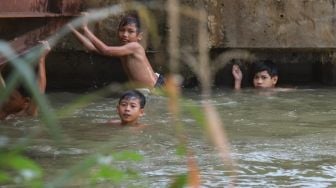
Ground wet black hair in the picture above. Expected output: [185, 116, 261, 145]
[118, 13, 141, 33]
[118, 90, 146, 109]
[253, 60, 278, 77]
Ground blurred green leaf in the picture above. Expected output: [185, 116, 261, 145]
[169, 174, 187, 188]
[6, 155, 41, 173]
[45, 155, 98, 188]
[112, 151, 143, 161]
[0, 152, 43, 187]
[176, 144, 187, 156]
[0, 171, 10, 182]
[91, 166, 127, 183]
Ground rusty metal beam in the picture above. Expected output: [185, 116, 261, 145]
[0, 12, 78, 18]
[0, 0, 48, 12]
[0, 0, 81, 65]
[48, 0, 82, 14]
[0, 0, 81, 14]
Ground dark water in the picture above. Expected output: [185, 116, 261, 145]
[1, 88, 336, 187]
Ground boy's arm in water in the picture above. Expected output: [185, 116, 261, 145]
[232, 64, 243, 90]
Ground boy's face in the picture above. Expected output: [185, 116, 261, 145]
[117, 98, 144, 125]
[253, 70, 278, 89]
[118, 23, 142, 44]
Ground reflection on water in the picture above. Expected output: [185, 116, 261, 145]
[1, 88, 336, 187]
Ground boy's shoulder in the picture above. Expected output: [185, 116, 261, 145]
[124, 41, 144, 50]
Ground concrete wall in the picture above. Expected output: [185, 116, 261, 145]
[205, 0, 336, 87]
[207, 0, 336, 48]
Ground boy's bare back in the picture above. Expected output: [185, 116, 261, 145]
[119, 42, 157, 87]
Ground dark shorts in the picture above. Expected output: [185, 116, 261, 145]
[154, 74, 165, 88]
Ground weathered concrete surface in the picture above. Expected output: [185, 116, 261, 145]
[206, 0, 336, 48]
[46, 52, 127, 90]
[179, 0, 336, 87]
[45, 50, 164, 90]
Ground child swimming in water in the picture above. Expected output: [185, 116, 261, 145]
[108, 90, 146, 126]
[232, 60, 278, 90]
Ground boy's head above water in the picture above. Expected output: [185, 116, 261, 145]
[117, 90, 146, 125]
[252, 60, 278, 89]
[118, 13, 143, 44]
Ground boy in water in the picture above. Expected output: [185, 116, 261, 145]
[232, 60, 278, 90]
[0, 41, 50, 120]
[108, 90, 146, 126]
[69, 13, 164, 89]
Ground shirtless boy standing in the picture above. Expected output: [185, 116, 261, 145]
[69, 13, 164, 89]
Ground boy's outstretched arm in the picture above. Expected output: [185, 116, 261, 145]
[37, 41, 51, 94]
[79, 12, 137, 57]
[68, 24, 98, 53]
[232, 64, 243, 90]
[82, 26, 137, 57]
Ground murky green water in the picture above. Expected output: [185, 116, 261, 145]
[1, 88, 336, 187]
